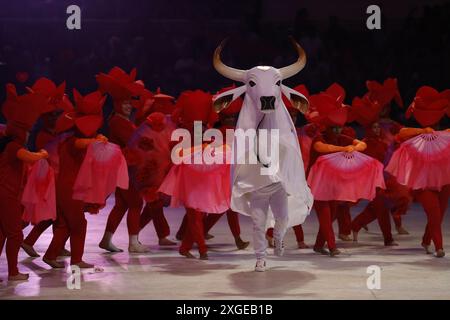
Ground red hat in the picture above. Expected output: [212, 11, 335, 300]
[406, 86, 449, 127]
[173, 90, 218, 127]
[55, 89, 106, 137]
[307, 83, 349, 127]
[283, 84, 310, 113]
[2, 83, 52, 133]
[26, 77, 69, 112]
[96, 67, 145, 113]
[366, 78, 403, 108]
[151, 88, 175, 115]
[215, 85, 243, 115]
[350, 95, 383, 127]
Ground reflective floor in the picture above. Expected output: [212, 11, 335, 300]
[1, 197, 449, 300]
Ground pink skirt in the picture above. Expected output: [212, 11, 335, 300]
[22, 159, 57, 225]
[308, 151, 385, 202]
[386, 131, 450, 191]
[158, 147, 231, 214]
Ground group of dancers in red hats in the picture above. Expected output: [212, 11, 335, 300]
[0, 64, 449, 280]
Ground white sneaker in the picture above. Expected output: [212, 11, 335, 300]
[254, 259, 266, 272]
[274, 240, 285, 257]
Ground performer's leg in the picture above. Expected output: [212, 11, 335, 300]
[99, 188, 128, 252]
[139, 203, 154, 230]
[0, 196, 27, 279]
[43, 212, 69, 268]
[150, 201, 175, 245]
[203, 213, 224, 235]
[176, 212, 188, 240]
[293, 224, 309, 248]
[337, 202, 352, 240]
[269, 186, 289, 256]
[370, 196, 396, 245]
[21, 220, 53, 257]
[314, 201, 338, 255]
[180, 208, 207, 258]
[249, 195, 270, 261]
[416, 189, 444, 256]
[226, 210, 249, 249]
[351, 202, 377, 241]
[63, 200, 89, 266]
[0, 226, 5, 256]
[126, 189, 147, 253]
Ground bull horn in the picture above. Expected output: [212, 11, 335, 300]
[213, 40, 246, 82]
[279, 37, 307, 80]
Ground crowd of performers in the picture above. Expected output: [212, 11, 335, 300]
[0, 66, 449, 280]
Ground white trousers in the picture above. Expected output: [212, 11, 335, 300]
[249, 182, 288, 259]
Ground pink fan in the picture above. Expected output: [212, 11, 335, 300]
[308, 151, 385, 202]
[22, 159, 56, 225]
[73, 141, 128, 206]
[386, 131, 450, 191]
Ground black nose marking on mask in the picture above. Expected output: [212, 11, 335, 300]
[260, 96, 275, 110]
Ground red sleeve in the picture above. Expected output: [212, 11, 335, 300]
[5, 141, 23, 162]
[109, 116, 136, 148]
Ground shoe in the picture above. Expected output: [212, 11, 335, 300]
[297, 242, 310, 249]
[43, 257, 65, 269]
[179, 250, 196, 259]
[330, 248, 341, 257]
[384, 240, 399, 246]
[254, 259, 266, 272]
[8, 273, 29, 281]
[199, 253, 209, 260]
[73, 261, 94, 269]
[21, 243, 40, 257]
[158, 238, 177, 246]
[396, 226, 409, 235]
[235, 237, 250, 250]
[338, 234, 353, 241]
[274, 240, 285, 257]
[435, 249, 445, 258]
[313, 247, 330, 255]
[422, 243, 432, 254]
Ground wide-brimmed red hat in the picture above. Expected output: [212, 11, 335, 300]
[307, 83, 349, 127]
[283, 84, 310, 113]
[2, 83, 52, 133]
[172, 90, 218, 128]
[350, 95, 383, 127]
[150, 88, 175, 115]
[96, 67, 145, 113]
[406, 86, 449, 127]
[55, 89, 106, 137]
[366, 78, 403, 108]
[215, 85, 243, 115]
[25, 77, 70, 112]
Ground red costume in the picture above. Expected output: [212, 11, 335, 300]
[0, 84, 51, 279]
[387, 86, 450, 257]
[43, 89, 107, 268]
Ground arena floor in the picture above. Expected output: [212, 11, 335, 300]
[1, 198, 449, 300]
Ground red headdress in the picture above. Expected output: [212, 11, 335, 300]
[96, 67, 145, 113]
[150, 88, 175, 115]
[172, 90, 218, 128]
[2, 83, 52, 140]
[366, 78, 403, 108]
[406, 86, 449, 127]
[25, 78, 71, 112]
[350, 95, 383, 127]
[307, 83, 349, 127]
[55, 89, 106, 137]
[215, 85, 243, 115]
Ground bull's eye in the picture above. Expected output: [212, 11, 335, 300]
[249, 80, 256, 87]
[276, 80, 281, 86]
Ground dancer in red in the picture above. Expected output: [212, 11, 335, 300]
[386, 86, 450, 257]
[96, 67, 152, 253]
[43, 89, 108, 268]
[306, 83, 385, 257]
[18, 78, 72, 258]
[364, 78, 411, 234]
[350, 94, 410, 245]
[159, 90, 228, 260]
[196, 85, 249, 250]
[137, 89, 177, 246]
[0, 84, 51, 280]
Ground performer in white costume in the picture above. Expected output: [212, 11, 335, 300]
[212, 38, 314, 271]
